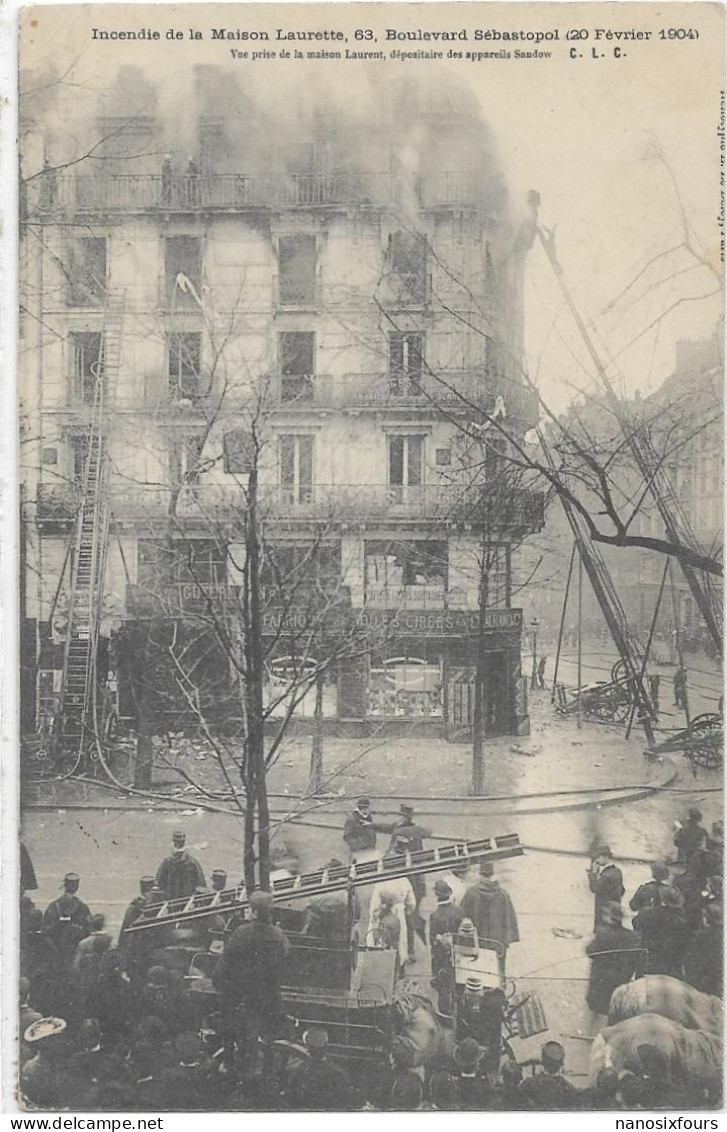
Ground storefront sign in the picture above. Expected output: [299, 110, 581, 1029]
[126, 584, 522, 638]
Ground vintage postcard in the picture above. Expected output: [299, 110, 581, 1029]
[12, 0, 724, 1115]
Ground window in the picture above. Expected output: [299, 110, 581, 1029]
[389, 229, 428, 304]
[138, 539, 226, 588]
[67, 238, 107, 307]
[261, 542, 341, 594]
[388, 434, 424, 501]
[168, 332, 202, 400]
[278, 235, 317, 306]
[223, 429, 254, 475]
[279, 331, 315, 402]
[364, 540, 447, 607]
[388, 332, 424, 395]
[164, 236, 202, 308]
[70, 332, 103, 404]
[170, 432, 205, 485]
[70, 434, 90, 488]
[41, 447, 58, 465]
[436, 448, 451, 466]
[279, 435, 314, 505]
[282, 143, 316, 176]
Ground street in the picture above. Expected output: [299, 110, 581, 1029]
[21, 693, 721, 1087]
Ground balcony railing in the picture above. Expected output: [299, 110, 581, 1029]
[34, 171, 489, 216]
[268, 369, 539, 422]
[35, 481, 545, 534]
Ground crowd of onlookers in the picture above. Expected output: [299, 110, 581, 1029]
[16, 808, 723, 1112]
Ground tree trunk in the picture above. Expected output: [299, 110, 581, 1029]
[308, 675, 324, 794]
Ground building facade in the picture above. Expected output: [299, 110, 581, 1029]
[20, 68, 543, 742]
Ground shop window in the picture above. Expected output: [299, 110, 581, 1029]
[164, 236, 202, 308]
[278, 236, 317, 306]
[388, 332, 424, 395]
[70, 332, 103, 405]
[364, 540, 446, 607]
[67, 237, 107, 307]
[389, 229, 428, 304]
[168, 332, 201, 400]
[388, 434, 424, 502]
[264, 654, 338, 719]
[279, 331, 315, 402]
[279, 435, 314, 505]
[367, 654, 443, 719]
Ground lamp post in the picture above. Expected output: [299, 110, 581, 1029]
[530, 618, 539, 691]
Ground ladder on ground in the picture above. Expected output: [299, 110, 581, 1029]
[56, 289, 125, 760]
[124, 833, 524, 933]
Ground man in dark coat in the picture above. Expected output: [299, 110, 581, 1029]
[429, 879, 462, 1014]
[587, 845, 625, 931]
[683, 902, 723, 997]
[633, 885, 690, 977]
[155, 830, 206, 899]
[21, 909, 65, 1015]
[43, 873, 93, 992]
[585, 901, 643, 1015]
[284, 1027, 353, 1111]
[517, 1041, 578, 1111]
[674, 808, 708, 864]
[342, 796, 391, 857]
[119, 876, 155, 943]
[461, 861, 519, 980]
[629, 861, 670, 912]
[213, 889, 289, 1050]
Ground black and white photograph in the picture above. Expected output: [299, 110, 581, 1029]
[9, 0, 725, 1114]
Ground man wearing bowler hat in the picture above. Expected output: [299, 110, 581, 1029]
[342, 795, 393, 859]
[461, 861, 519, 982]
[429, 878, 463, 1014]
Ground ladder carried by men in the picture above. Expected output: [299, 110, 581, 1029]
[54, 289, 125, 764]
[124, 833, 524, 933]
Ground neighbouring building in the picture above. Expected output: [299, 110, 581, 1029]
[19, 66, 544, 745]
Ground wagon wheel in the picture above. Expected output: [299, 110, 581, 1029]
[588, 690, 630, 725]
[688, 714, 723, 770]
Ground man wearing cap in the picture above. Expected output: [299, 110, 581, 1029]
[429, 879, 463, 1014]
[389, 803, 432, 953]
[213, 889, 290, 1050]
[155, 830, 206, 900]
[284, 1026, 353, 1111]
[587, 845, 625, 931]
[633, 885, 690, 977]
[42, 873, 93, 967]
[673, 808, 708, 864]
[119, 876, 156, 946]
[517, 1040, 577, 1110]
[461, 861, 519, 982]
[629, 861, 671, 912]
[342, 796, 392, 859]
[585, 901, 643, 1016]
[303, 859, 360, 942]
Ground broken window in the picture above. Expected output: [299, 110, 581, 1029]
[66, 238, 107, 307]
[138, 538, 226, 587]
[279, 331, 315, 402]
[164, 236, 202, 309]
[279, 435, 314, 505]
[278, 235, 317, 305]
[70, 332, 103, 405]
[388, 434, 424, 502]
[388, 332, 424, 395]
[389, 230, 427, 304]
[168, 332, 202, 400]
[69, 433, 90, 489]
[170, 432, 205, 486]
[365, 540, 447, 605]
[223, 429, 255, 475]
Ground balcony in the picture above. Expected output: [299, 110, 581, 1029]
[34, 171, 489, 217]
[268, 369, 539, 422]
